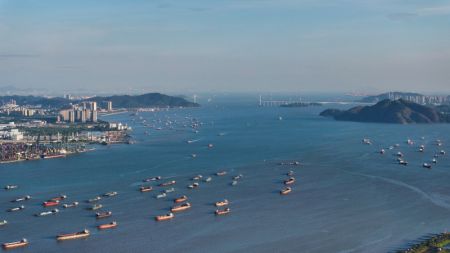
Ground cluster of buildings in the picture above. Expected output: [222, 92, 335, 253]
[0, 123, 24, 141]
[0, 99, 47, 117]
[58, 101, 112, 124]
[386, 93, 450, 105]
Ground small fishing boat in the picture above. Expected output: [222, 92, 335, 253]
[280, 187, 292, 195]
[50, 195, 67, 201]
[362, 139, 372, 145]
[0, 220, 7, 226]
[155, 213, 174, 221]
[188, 182, 199, 189]
[440, 150, 446, 155]
[159, 180, 176, 187]
[63, 202, 79, 208]
[215, 208, 231, 216]
[164, 188, 175, 193]
[98, 221, 117, 230]
[432, 158, 437, 164]
[216, 171, 227, 176]
[396, 152, 403, 157]
[204, 177, 212, 182]
[89, 204, 103, 211]
[156, 193, 167, 199]
[191, 154, 197, 158]
[8, 205, 25, 212]
[287, 171, 295, 176]
[12, 195, 31, 202]
[399, 160, 408, 166]
[4, 185, 18, 190]
[103, 191, 118, 197]
[143, 176, 162, 182]
[2, 239, 28, 249]
[174, 195, 188, 203]
[423, 163, 432, 169]
[140, 186, 153, 192]
[284, 177, 295, 185]
[233, 174, 243, 180]
[380, 149, 385, 154]
[208, 144, 214, 148]
[231, 180, 238, 186]
[43, 201, 59, 207]
[96, 211, 112, 219]
[215, 199, 229, 207]
[36, 209, 59, 217]
[171, 203, 191, 212]
[56, 229, 90, 241]
[87, 196, 102, 203]
[192, 175, 203, 180]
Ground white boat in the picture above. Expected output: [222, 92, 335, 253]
[36, 209, 59, 217]
[156, 193, 167, 199]
[164, 188, 175, 193]
[231, 180, 238, 186]
[103, 191, 118, 197]
[204, 177, 212, 182]
[87, 196, 102, 203]
[432, 158, 437, 164]
[192, 175, 203, 180]
[63, 202, 79, 208]
[12, 195, 31, 202]
[0, 220, 7, 226]
[440, 150, 446, 155]
[423, 163, 432, 169]
[8, 205, 25, 212]
[4, 185, 18, 190]
[188, 183, 199, 189]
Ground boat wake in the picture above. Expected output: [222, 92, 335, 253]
[339, 169, 450, 210]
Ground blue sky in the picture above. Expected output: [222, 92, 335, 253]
[0, 0, 449, 94]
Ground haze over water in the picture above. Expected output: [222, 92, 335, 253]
[1, 95, 450, 253]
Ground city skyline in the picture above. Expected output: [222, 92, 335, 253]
[0, 0, 449, 93]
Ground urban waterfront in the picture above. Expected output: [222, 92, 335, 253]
[1, 96, 450, 252]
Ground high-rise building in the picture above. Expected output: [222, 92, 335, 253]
[91, 102, 97, 111]
[91, 110, 98, 122]
[68, 110, 75, 123]
[107, 101, 113, 111]
[80, 110, 87, 123]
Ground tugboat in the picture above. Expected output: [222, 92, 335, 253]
[280, 187, 292, 195]
[215, 199, 229, 207]
[12, 195, 31, 202]
[8, 205, 25, 212]
[174, 195, 188, 203]
[155, 213, 174, 221]
[159, 180, 176, 187]
[98, 221, 117, 230]
[63, 202, 79, 208]
[96, 211, 112, 219]
[140, 186, 153, 192]
[284, 177, 295, 185]
[36, 209, 59, 217]
[171, 203, 191, 212]
[215, 208, 231, 216]
[56, 229, 90, 241]
[2, 239, 28, 249]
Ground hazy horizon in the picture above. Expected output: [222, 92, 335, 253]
[1, 0, 449, 94]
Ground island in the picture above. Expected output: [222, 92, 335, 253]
[320, 99, 450, 124]
[397, 232, 450, 253]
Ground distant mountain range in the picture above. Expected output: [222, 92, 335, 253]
[320, 99, 450, 124]
[0, 93, 198, 109]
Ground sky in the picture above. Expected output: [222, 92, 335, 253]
[0, 0, 449, 94]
